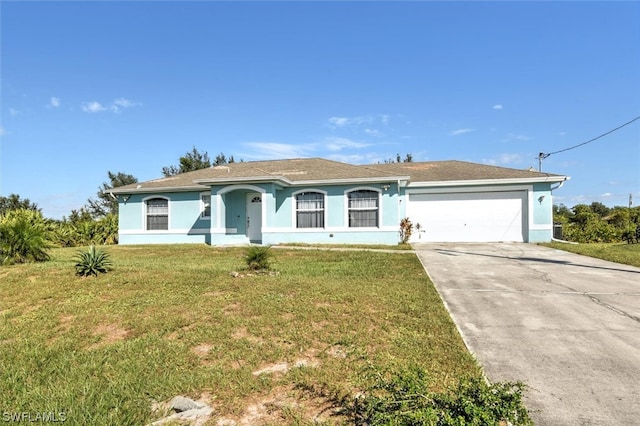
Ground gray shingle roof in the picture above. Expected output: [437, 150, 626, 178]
[369, 160, 564, 182]
[111, 158, 566, 194]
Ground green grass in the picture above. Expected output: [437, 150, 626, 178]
[0, 245, 479, 425]
[542, 242, 640, 268]
[274, 242, 414, 250]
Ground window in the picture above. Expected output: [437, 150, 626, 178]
[201, 194, 211, 218]
[348, 190, 378, 227]
[146, 198, 168, 230]
[296, 192, 324, 228]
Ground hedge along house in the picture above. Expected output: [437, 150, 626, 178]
[109, 158, 568, 245]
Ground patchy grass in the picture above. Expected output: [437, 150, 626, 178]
[0, 245, 479, 425]
[542, 242, 640, 268]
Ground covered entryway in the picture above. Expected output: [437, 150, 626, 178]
[407, 191, 527, 242]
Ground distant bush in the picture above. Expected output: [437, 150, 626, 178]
[51, 213, 119, 247]
[0, 209, 51, 265]
[555, 203, 639, 243]
[74, 245, 112, 277]
[350, 365, 532, 425]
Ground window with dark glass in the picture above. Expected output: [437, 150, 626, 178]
[296, 192, 324, 228]
[348, 190, 378, 227]
[146, 198, 168, 230]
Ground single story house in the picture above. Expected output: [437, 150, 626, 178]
[109, 158, 568, 245]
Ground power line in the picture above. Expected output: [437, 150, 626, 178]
[538, 115, 640, 171]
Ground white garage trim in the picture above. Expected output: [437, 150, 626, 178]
[406, 185, 533, 243]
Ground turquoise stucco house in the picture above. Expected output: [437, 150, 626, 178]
[109, 158, 568, 245]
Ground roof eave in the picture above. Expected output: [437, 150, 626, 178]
[109, 185, 207, 195]
[407, 176, 568, 187]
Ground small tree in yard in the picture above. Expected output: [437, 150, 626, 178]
[399, 217, 413, 244]
[244, 245, 272, 271]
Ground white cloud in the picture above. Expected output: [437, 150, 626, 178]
[113, 98, 135, 108]
[601, 192, 612, 197]
[241, 142, 314, 160]
[323, 137, 370, 151]
[9, 108, 19, 116]
[328, 117, 350, 127]
[493, 104, 503, 110]
[82, 101, 106, 113]
[502, 133, 531, 142]
[82, 98, 140, 113]
[327, 114, 390, 129]
[450, 128, 474, 136]
[482, 153, 524, 166]
[50, 97, 61, 108]
[0, 126, 6, 136]
[364, 128, 382, 137]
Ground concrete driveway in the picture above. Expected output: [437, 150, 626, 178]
[413, 243, 640, 425]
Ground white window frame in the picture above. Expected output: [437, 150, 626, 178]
[292, 189, 327, 229]
[345, 188, 381, 228]
[200, 192, 211, 219]
[143, 196, 170, 231]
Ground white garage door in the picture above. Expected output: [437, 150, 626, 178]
[407, 191, 527, 243]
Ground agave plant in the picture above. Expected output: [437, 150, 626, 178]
[74, 245, 112, 277]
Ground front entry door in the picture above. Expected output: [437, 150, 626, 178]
[246, 193, 262, 242]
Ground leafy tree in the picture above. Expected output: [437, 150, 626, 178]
[381, 153, 414, 164]
[214, 152, 236, 166]
[0, 194, 40, 215]
[86, 172, 138, 218]
[162, 147, 238, 177]
[589, 201, 611, 217]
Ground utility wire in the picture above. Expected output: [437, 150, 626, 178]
[547, 115, 640, 156]
[538, 115, 640, 171]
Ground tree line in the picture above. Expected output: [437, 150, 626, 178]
[0, 147, 234, 265]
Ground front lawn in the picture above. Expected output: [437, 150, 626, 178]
[0, 245, 481, 425]
[541, 242, 640, 268]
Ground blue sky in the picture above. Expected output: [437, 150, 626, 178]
[1, 1, 639, 219]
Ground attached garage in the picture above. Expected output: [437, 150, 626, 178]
[407, 190, 527, 243]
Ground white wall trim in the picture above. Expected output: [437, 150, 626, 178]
[291, 188, 328, 230]
[141, 195, 171, 231]
[120, 228, 209, 235]
[263, 226, 397, 233]
[344, 186, 383, 229]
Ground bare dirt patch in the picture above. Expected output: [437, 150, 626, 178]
[88, 323, 129, 349]
[214, 384, 344, 426]
[191, 343, 214, 357]
[231, 327, 264, 345]
[222, 303, 241, 316]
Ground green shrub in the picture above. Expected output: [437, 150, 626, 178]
[0, 209, 51, 265]
[74, 245, 112, 277]
[350, 365, 532, 425]
[244, 245, 272, 271]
